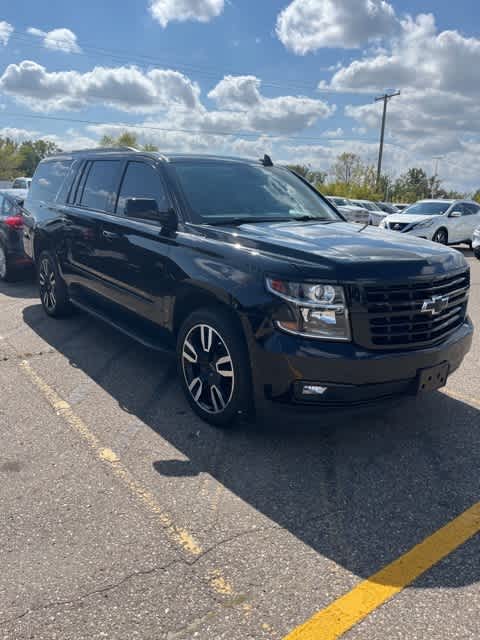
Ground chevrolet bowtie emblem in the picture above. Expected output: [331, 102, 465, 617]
[421, 295, 450, 316]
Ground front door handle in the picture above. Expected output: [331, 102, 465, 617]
[102, 230, 119, 240]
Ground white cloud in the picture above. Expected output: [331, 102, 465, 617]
[149, 0, 224, 27]
[27, 27, 81, 54]
[276, 0, 397, 54]
[206, 75, 334, 134]
[208, 75, 261, 109]
[0, 126, 40, 141]
[0, 60, 201, 112]
[0, 21, 13, 46]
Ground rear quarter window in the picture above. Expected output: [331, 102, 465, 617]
[28, 160, 73, 203]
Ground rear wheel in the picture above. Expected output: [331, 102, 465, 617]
[432, 228, 448, 244]
[38, 251, 72, 317]
[177, 308, 252, 427]
[474, 247, 480, 260]
[0, 244, 12, 282]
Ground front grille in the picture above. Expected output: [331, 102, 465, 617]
[388, 222, 410, 231]
[352, 270, 470, 349]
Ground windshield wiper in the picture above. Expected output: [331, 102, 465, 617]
[291, 215, 338, 223]
[205, 217, 292, 226]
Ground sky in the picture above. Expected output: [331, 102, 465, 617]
[0, 0, 479, 191]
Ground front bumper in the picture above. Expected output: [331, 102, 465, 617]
[248, 318, 473, 417]
[383, 224, 435, 240]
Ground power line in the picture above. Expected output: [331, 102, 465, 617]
[0, 110, 385, 145]
[4, 30, 380, 97]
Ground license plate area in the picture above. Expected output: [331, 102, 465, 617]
[417, 362, 450, 393]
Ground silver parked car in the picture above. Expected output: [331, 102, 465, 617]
[350, 199, 387, 226]
[327, 197, 370, 224]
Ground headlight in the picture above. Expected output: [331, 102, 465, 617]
[474, 228, 480, 237]
[414, 218, 435, 230]
[265, 278, 351, 341]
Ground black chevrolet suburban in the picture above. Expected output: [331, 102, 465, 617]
[23, 148, 473, 426]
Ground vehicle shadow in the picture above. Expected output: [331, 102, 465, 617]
[23, 304, 480, 588]
[0, 277, 36, 299]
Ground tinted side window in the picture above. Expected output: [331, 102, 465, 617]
[117, 162, 168, 215]
[464, 203, 480, 215]
[80, 161, 122, 212]
[2, 197, 17, 215]
[29, 160, 72, 203]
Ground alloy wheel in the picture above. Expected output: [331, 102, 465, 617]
[39, 257, 57, 312]
[433, 229, 448, 244]
[181, 324, 235, 414]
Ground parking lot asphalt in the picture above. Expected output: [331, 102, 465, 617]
[0, 248, 479, 640]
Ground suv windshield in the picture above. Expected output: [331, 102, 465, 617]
[405, 202, 451, 216]
[172, 162, 340, 224]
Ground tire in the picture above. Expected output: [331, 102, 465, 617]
[177, 308, 252, 427]
[432, 228, 448, 245]
[474, 247, 480, 260]
[0, 244, 14, 282]
[37, 250, 72, 317]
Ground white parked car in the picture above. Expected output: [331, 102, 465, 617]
[350, 199, 387, 226]
[12, 177, 32, 189]
[381, 199, 480, 245]
[473, 224, 480, 259]
[327, 197, 370, 224]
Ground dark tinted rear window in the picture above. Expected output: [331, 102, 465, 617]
[29, 160, 72, 203]
[80, 161, 122, 212]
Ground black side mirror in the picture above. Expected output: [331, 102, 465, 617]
[125, 198, 178, 231]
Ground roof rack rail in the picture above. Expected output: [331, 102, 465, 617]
[70, 146, 141, 154]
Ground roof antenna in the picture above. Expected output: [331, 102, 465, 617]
[261, 154, 273, 167]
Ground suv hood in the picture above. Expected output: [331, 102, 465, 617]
[204, 220, 465, 280]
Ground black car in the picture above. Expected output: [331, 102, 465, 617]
[377, 202, 399, 214]
[23, 149, 473, 426]
[0, 188, 31, 281]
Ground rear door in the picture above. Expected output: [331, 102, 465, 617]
[463, 203, 480, 240]
[62, 158, 125, 298]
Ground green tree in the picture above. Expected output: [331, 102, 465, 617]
[473, 190, 480, 204]
[332, 153, 361, 185]
[17, 139, 62, 176]
[0, 138, 20, 179]
[393, 168, 430, 202]
[99, 131, 158, 152]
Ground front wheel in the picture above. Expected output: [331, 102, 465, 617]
[432, 228, 448, 244]
[177, 308, 252, 427]
[37, 251, 72, 317]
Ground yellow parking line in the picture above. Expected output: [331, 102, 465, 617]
[20, 359, 203, 556]
[283, 502, 480, 640]
[20, 359, 245, 603]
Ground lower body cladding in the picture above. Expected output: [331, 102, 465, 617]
[248, 319, 473, 417]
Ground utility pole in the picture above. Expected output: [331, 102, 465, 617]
[375, 91, 400, 188]
[432, 156, 442, 198]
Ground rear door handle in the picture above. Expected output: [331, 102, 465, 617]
[102, 230, 119, 240]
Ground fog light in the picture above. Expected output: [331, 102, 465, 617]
[302, 384, 328, 396]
